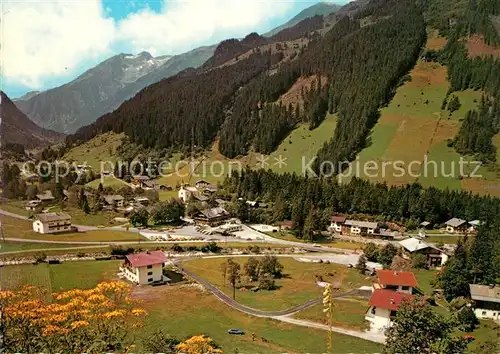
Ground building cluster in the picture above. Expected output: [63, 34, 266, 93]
[365, 270, 419, 333]
[329, 216, 399, 239]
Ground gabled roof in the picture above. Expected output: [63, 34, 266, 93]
[420, 221, 430, 227]
[198, 207, 229, 219]
[399, 237, 433, 252]
[143, 180, 157, 188]
[469, 284, 500, 303]
[36, 190, 54, 201]
[125, 250, 167, 268]
[445, 218, 467, 227]
[331, 216, 346, 223]
[345, 220, 378, 229]
[468, 220, 482, 227]
[193, 194, 209, 202]
[195, 179, 210, 185]
[133, 176, 150, 180]
[377, 270, 419, 288]
[104, 195, 124, 204]
[36, 212, 71, 222]
[369, 289, 414, 311]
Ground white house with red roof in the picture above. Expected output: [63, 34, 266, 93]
[119, 250, 167, 285]
[365, 289, 414, 333]
[375, 270, 419, 294]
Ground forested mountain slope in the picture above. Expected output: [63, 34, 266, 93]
[1, 92, 64, 149]
[68, 0, 423, 162]
[15, 46, 215, 134]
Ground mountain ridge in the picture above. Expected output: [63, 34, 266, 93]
[14, 46, 216, 134]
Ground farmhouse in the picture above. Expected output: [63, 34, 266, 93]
[131, 176, 151, 188]
[32, 212, 72, 234]
[119, 250, 168, 285]
[134, 196, 150, 206]
[468, 220, 482, 233]
[343, 220, 379, 236]
[329, 215, 346, 233]
[104, 195, 125, 208]
[445, 218, 467, 233]
[194, 207, 230, 226]
[399, 237, 448, 267]
[195, 179, 210, 189]
[469, 284, 500, 323]
[375, 270, 418, 294]
[35, 190, 55, 203]
[142, 180, 157, 190]
[278, 220, 294, 231]
[365, 289, 414, 333]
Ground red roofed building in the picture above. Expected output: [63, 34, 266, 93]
[120, 251, 167, 285]
[376, 270, 419, 294]
[365, 289, 414, 332]
[329, 215, 346, 233]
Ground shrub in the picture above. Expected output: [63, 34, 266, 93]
[411, 254, 428, 269]
[457, 306, 478, 331]
[363, 243, 379, 262]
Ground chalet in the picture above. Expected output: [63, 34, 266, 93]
[203, 184, 218, 194]
[330, 216, 346, 233]
[131, 176, 151, 188]
[278, 220, 294, 231]
[26, 200, 42, 210]
[193, 194, 209, 202]
[33, 212, 72, 234]
[35, 190, 55, 203]
[419, 221, 431, 229]
[134, 196, 150, 206]
[159, 184, 173, 191]
[104, 195, 125, 208]
[469, 284, 500, 323]
[445, 218, 467, 233]
[119, 250, 168, 285]
[142, 180, 157, 190]
[375, 270, 419, 294]
[178, 186, 199, 203]
[195, 180, 210, 189]
[468, 220, 482, 233]
[399, 237, 448, 267]
[343, 220, 379, 236]
[194, 207, 230, 226]
[365, 289, 414, 333]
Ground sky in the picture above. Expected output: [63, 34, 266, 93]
[1, 0, 349, 99]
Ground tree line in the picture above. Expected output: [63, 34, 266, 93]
[222, 170, 500, 236]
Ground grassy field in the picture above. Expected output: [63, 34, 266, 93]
[1, 260, 383, 353]
[63, 132, 125, 171]
[86, 176, 129, 189]
[294, 297, 370, 331]
[267, 113, 338, 174]
[0, 242, 90, 253]
[0, 215, 146, 242]
[266, 232, 364, 250]
[183, 257, 373, 311]
[352, 50, 500, 195]
[0, 260, 121, 291]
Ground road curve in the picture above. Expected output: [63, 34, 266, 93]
[177, 261, 385, 343]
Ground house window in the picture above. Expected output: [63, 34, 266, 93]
[147, 278, 153, 283]
[402, 286, 409, 290]
[147, 265, 153, 269]
[371, 307, 376, 315]
[147, 271, 153, 276]
[482, 311, 487, 316]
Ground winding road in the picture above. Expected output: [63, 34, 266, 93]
[177, 260, 386, 344]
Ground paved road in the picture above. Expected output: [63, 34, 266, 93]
[177, 260, 386, 343]
[0, 209, 354, 254]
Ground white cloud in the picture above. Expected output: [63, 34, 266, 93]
[116, 0, 293, 56]
[2, 0, 294, 90]
[2, 0, 115, 88]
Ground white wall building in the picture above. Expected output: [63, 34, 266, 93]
[365, 289, 414, 333]
[375, 270, 419, 295]
[469, 284, 500, 323]
[120, 250, 168, 285]
[178, 186, 199, 203]
[32, 212, 72, 234]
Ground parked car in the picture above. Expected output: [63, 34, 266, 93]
[228, 329, 245, 335]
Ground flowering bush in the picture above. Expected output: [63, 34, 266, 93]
[0, 281, 146, 353]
